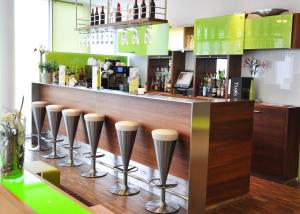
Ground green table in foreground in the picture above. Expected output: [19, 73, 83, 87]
[0, 170, 91, 214]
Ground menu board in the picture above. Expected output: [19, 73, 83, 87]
[244, 13, 293, 49]
[194, 13, 246, 55]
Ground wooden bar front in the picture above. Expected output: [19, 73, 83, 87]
[32, 83, 254, 207]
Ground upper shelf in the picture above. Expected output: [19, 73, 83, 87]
[76, 18, 168, 31]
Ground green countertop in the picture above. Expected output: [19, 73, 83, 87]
[0, 170, 91, 214]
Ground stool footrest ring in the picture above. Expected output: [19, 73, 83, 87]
[149, 178, 177, 189]
[113, 164, 138, 173]
[82, 152, 105, 159]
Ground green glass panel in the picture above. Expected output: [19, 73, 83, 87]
[194, 14, 245, 55]
[244, 13, 293, 49]
[1, 170, 91, 214]
[45, 52, 128, 68]
[117, 24, 169, 56]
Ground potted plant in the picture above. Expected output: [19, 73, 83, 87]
[0, 97, 25, 180]
[39, 61, 58, 84]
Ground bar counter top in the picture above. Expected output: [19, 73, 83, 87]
[32, 82, 232, 104]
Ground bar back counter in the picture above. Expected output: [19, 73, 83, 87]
[32, 82, 254, 213]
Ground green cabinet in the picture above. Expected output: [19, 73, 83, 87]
[118, 23, 169, 56]
[244, 13, 294, 49]
[194, 14, 246, 55]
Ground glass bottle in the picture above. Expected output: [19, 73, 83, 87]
[150, 0, 155, 18]
[141, 0, 146, 18]
[95, 7, 99, 25]
[91, 8, 95, 26]
[116, 1, 122, 22]
[100, 6, 105, 24]
[133, 0, 139, 20]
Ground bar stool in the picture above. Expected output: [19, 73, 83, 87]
[42, 105, 66, 159]
[59, 109, 83, 167]
[110, 121, 140, 196]
[80, 113, 107, 178]
[30, 101, 51, 151]
[145, 129, 180, 214]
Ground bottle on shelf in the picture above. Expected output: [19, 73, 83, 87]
[216, 80, 221, 98]
[167, 78, 172, 93]
[133, 0, 139, 20]
[150, 0, 155, 19]
[91, 8, 95, 26]
[95, 7, 99, 25]
[100, 6, 105, 24]
[116, 1, 122, 22]
[220, 79, 225, 98]
[202, 76, 208, 97]
[141, 0, 146, 18]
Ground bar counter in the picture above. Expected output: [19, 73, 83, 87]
[32, 82, 254, 213]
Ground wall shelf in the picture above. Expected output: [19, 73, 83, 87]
[76, 18, 168, 31]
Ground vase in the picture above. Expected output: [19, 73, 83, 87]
[249, 79, 255, 101]
[41, 72, 53, 84]
[0, 117, 25, 180]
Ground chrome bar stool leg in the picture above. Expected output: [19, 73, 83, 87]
[42, 105, 66, 159]
[145, 129, 180, 214]
[30, 101, 51, 152]
[110, 121, 140, 196]
[59, 109, 83, 167]
[80, 113, 107, 178]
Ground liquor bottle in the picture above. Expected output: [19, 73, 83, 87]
[91, 8, 95, 26]
[95, 7, 99, 25]
[141, 0, 146, 18]
[100, 6, 105, 24]
[133, 0, 139, 20]
[167, 78, 172, 93]
[220, 80, 225, 98]
[216, 80, 221, 98]
[211, 78, 217, 98]
[150, 0, 155, 18]
[116, 1, 122, 22]
[203, 77, 208, 97]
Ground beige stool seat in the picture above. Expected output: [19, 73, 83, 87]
[115, 121, 139, 132]
[152, 129, 179, 141]
[46, 105, 63, 112]
[32, 101, 47, 108]
[62, 109, 81, 117]
[84, 113, 105, 122]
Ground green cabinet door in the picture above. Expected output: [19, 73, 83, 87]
[194, 13, 246, 55]
[118, 23, 169, 56]
[244, 13, 293, 49]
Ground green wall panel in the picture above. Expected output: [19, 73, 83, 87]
[194, 13, 245, 55]
[52, 1, 89, 53]
[46, 52, 128, 68]
[244, 13, 293, 49]
[118, 23, 169, 56]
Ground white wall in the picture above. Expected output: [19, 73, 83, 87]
[0, 0, 15, 113]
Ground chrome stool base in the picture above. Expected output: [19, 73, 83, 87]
[145, 200, 180, 214]
[80, 169, 107, 178]
[59, 158, 83, 167]
[42, 152, 66, 159]
[29, 145, 51, 152]
[110, 183, 140, 196]
[61, 143, 81, 149]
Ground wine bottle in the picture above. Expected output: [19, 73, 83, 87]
[141, 0, 146, 18]
[95, 7, 99, 25]
[116, 1, 122, 22]
[100, 6, 105, 24]
[150, 0, 155, 18]
[91, 8, 95, 26]
[133, 0, 139, 20]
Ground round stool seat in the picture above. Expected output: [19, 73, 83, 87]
[32, 101, 47, 108]
[84, 113, 105, 122]
[46, 105, 63, 112]
[152, 129, 179, 142]
[62, 109, 81, 117]
[115, 121, 139, 132]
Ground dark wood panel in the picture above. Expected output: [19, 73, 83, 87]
[292, 13, 300, 49]
[39, 84, 191, 179]
[252, 104, 300, 182]
[207, 101, 253, 205]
